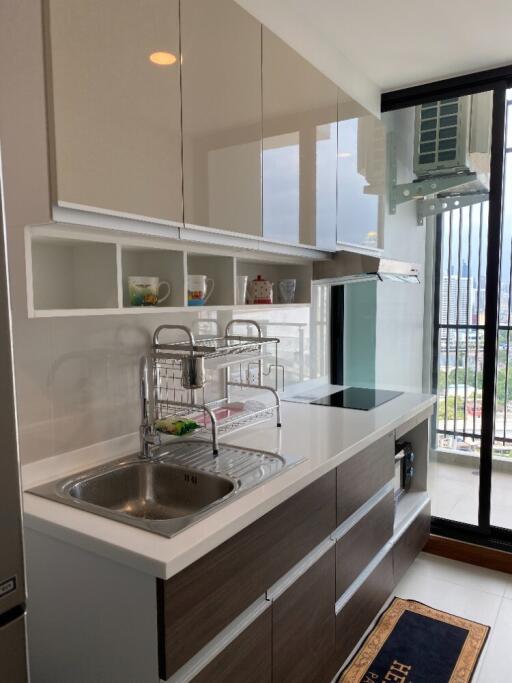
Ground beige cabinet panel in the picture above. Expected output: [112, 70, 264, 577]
[181, 0, 262, 236]
[262, 29, 337, 249]
[337, 92, 385, 250]
[48, 0, 182, 223]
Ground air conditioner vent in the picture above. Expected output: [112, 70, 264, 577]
[416, 99, 463, 170]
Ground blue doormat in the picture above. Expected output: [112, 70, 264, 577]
[339, 598, 490, 682]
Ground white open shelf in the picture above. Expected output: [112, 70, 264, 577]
[30, 237, 118, 312]
[394, 416, 430, 536]
[236, 260, 312, 305]
[26, 224, 316, 318]
[187, 254, 235, 307]
[394, 491, 429, 536]
[121, 246, 186, 308]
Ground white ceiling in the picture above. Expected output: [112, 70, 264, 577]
[291, 0, 512, 91]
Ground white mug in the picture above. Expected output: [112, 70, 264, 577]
[188, 274, 214, 306]
[128, 276, 171, 306]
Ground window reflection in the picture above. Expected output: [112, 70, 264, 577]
[262, 132, 300, 243]
[337, 117, 380, 248]
[316, 122, 337, 249]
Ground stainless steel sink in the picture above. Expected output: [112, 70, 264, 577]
[28, 440, 303, 537]
[67, 462, 235, 520]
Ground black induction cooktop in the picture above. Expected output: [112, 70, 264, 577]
[311, 387, 403, 411]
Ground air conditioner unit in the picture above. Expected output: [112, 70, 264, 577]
[413, 92, 492, 185]
[389, 92, 492, 221]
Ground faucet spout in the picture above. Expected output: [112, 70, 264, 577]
[139, 356, 161, 459]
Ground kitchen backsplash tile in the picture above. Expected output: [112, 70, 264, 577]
[17, 299, 328, 464]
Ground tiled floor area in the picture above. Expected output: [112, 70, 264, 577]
[396, 552, 512, 682]
[429, 460, 512, 529]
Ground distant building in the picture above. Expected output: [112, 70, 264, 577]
[440, 275, 474, 347]
[440, 275, 474, 324]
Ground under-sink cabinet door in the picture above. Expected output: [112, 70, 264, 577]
[156, 471, 336, 679]
[189, 609, 272, 683]
[272, 548, 336, 683]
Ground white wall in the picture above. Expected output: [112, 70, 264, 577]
[374, 108, 427, 392]
[0, 2, 328, 467]
[1, 3, 423, 472]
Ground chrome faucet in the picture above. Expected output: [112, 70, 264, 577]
[140, 356, 161, 459]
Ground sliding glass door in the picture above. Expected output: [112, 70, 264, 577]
[431, 84, 512, 545]
[432, 203, 488, 527]
[491, 88, 512, 531]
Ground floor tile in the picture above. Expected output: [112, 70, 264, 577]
[430, 460, 512, 530]
[395, 559, 502, 627]
[504, 580, 512, 600]
[416, 552, 511, 597]
[476, 598, 512, 682]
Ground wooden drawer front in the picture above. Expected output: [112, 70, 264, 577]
[273, 548, 336, 683]
[336, 491, 394, 599]
[158, 471, 336, 678]
[337, 432, 394, 524]
[335, 552, 394, 667]
[190, 610, 272, 683]
[393, 501, 431, 584]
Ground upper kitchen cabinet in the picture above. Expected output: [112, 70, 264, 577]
[47, 0, 182, 224]
[180, 0, 262, 237]
[262, 29, 337, 250]
[337, 92, 386, 252]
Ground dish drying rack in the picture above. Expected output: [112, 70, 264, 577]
[144, 321, 283, 455]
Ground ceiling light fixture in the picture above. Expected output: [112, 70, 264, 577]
[149, 51, 177, 66]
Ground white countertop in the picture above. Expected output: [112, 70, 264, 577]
[22, 391, 435, 580]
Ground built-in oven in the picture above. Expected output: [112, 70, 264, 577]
[394, 440, 414, 502]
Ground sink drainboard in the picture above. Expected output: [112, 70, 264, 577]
[157, 441, 288, 490]
[28, 440, 303, 538]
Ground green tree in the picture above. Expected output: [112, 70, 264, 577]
[437, 396, 466, 421]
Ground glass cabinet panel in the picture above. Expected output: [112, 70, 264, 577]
[181, 0, 262, 236]
[337, 93, 385, 250]
[262, 28, 337, 248]
[48, 0, 182, 223]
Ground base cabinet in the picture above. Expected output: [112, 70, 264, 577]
[336, 432, 394, 523]
[157, 471, 335, 678]
[25, 415, 433, 683]
[335, 552, 394, 667]
[190, 609, 272, 683]
[273, 549, 336, 683]
[335, 491, 394, 598]
[393, 501, 431, 584]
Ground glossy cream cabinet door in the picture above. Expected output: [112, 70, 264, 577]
[48, 0, 182, 224]
[337, 92, 385, 251]
[181, 0, 262, 236]
[262, 28, 337, 249]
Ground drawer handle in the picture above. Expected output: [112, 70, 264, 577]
[266, 537, 335, 602]
[332, 480, 394, 542]
[165, 596, 269, 683]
